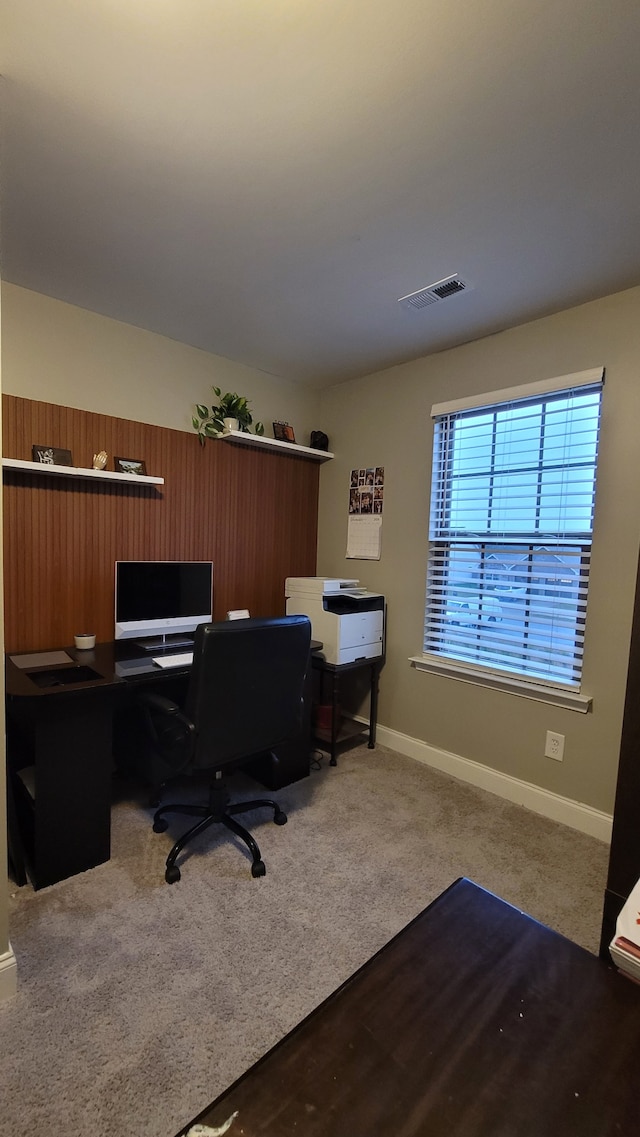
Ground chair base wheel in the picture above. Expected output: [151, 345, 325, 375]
[165, 864, 181, 884]
[251, 860, 266, 878]
[153, 817, 169, 833]
[274, 810, 287, 826]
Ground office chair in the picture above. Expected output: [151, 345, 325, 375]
[137, 614, 311, 883]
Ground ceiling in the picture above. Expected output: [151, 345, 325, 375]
[2, 1, 640, 389]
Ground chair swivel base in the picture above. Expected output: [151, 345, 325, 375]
[152, 794, 287, 882]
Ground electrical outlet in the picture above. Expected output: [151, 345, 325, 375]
[545, 730, 565, 761]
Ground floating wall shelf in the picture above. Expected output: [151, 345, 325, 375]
[220, 430, 334, 461]
[2, 457, 164, 486]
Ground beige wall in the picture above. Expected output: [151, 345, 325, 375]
[1, 283, 321, 441]
[3, 280, 638, 827]
[317, 286, 640, 814]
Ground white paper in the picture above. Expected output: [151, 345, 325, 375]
[346, 515, 382, 560]
[610, 876, 640, 980]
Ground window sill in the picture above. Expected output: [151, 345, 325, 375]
[408, 655, 592, 713]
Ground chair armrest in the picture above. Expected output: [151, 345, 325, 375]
[137, 691, 196, 762]
[137, 690, 182, 716]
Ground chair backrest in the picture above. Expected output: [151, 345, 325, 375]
[185, 614, 312, 772]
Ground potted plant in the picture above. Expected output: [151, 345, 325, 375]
[192, 387, 264, 444]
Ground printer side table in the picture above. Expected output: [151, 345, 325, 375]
[312, 655, 382, 766]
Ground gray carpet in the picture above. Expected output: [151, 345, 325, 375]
[1, 744, 609, 1137]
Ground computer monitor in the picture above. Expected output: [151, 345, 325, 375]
[115, 560, 214, 648]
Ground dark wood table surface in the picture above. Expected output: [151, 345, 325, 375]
[176, 878, 640, 1137]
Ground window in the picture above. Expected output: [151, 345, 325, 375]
[423, 368, 603, 691]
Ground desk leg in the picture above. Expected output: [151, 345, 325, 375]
[6, 754, 27, 887]
[330, 669, 340, 766]
[368, 662, 379, 749]
[8, 695, 112, 889]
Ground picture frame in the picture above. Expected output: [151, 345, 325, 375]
[32, 445, 73, 467]
[272, 421, 296, 444]
[114, 456, 147, 476]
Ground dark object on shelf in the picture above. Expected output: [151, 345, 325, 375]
[114, 456, 147, 475]
[313, 702, 341, 735]
[310, 430, 329, 451]
[32, 444, 73, 466]
[136, 614, 312, 882]
[272, 421, 296, 443]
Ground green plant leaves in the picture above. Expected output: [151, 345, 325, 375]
[192, 388, 264, 440]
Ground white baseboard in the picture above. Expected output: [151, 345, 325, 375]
[367, 720, 613, 843]
[0, 944, 18, 1002]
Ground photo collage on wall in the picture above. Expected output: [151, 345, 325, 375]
[349, 467, 384, 515]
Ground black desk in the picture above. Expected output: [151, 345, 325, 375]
[177, 878, 640, 1137]
[6, 639, 318, 889]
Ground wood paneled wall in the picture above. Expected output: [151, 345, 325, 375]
[2, 395, 319, 652]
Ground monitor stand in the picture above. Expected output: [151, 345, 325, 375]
[135, 632, 195, 652]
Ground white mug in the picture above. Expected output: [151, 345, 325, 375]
[74, 633, 96, 650]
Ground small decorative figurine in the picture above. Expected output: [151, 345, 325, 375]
[92, 450, 108, 470]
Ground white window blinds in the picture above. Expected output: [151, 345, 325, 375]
[424, 368, 603, 688]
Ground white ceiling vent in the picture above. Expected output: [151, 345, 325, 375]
[398, 275, 473, 311]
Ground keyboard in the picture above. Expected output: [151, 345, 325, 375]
[151, 651, 193, 669]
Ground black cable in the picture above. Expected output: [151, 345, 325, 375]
[310, 750, 324, 770]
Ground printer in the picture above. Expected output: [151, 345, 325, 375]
[285, 577, 384, 665]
